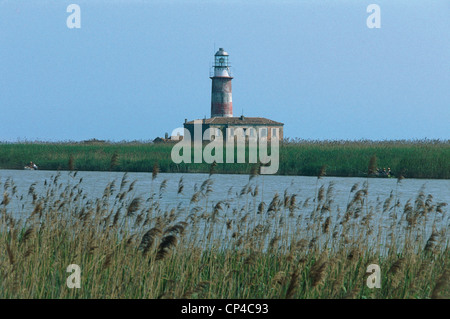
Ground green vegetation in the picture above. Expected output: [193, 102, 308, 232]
[0, 139, 449, 179]
[0, 169, 449, 298]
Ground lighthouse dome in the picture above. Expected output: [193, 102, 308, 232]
[215, 48, 229, 56]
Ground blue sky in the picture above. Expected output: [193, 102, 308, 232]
[0, 0, 449, 142]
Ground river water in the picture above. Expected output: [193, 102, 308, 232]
[1, 168, 449, 225]
[1, 169, 448, 208]
[1, 169, 449, 253]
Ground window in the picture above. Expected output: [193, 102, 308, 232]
[272, 128, 277, 137]
[250, 128, 255, 137]
[260, 128, 267, 137]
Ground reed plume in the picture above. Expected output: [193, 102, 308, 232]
[152, 163, 159, 180]
[139, 227, 162, 255]
[110, 151, 119, 171]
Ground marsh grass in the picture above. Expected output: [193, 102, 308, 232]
[0, 139, 449, 178]
[0, 170, 448, 299]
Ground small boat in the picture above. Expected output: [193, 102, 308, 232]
[365, 168, 395, 178]
[24, 162, 38, 170]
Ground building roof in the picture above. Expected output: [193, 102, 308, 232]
[185, 116, 284, 126]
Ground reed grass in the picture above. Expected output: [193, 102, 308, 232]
[0, 168, 448, 299]
[0, 139, 449, 178]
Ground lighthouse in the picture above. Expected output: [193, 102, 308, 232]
[183, 47, 284, 142]
[210, 48, 233, 118]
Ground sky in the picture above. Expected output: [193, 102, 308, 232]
[0, 0, 449, 142]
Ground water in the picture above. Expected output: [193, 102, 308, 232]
[1, 169, 448, 213]
[1, 169, 449, 250]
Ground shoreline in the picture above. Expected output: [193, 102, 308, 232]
[1, 167, 449, 181]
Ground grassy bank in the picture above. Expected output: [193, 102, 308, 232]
[0, 139, 449, 179]
[0, 171, 448, 298]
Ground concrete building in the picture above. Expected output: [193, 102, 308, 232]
[184, 48, 284, 141]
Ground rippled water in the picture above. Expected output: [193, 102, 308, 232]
[1, 169, 449, 251]
[1, 169, 448, 214]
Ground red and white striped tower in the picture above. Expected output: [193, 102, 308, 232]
[210, 48, 233, 118]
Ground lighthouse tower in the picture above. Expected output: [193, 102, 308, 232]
[210, 48, 233, 118]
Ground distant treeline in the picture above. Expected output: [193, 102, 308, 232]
[0, 139, 449, 179]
